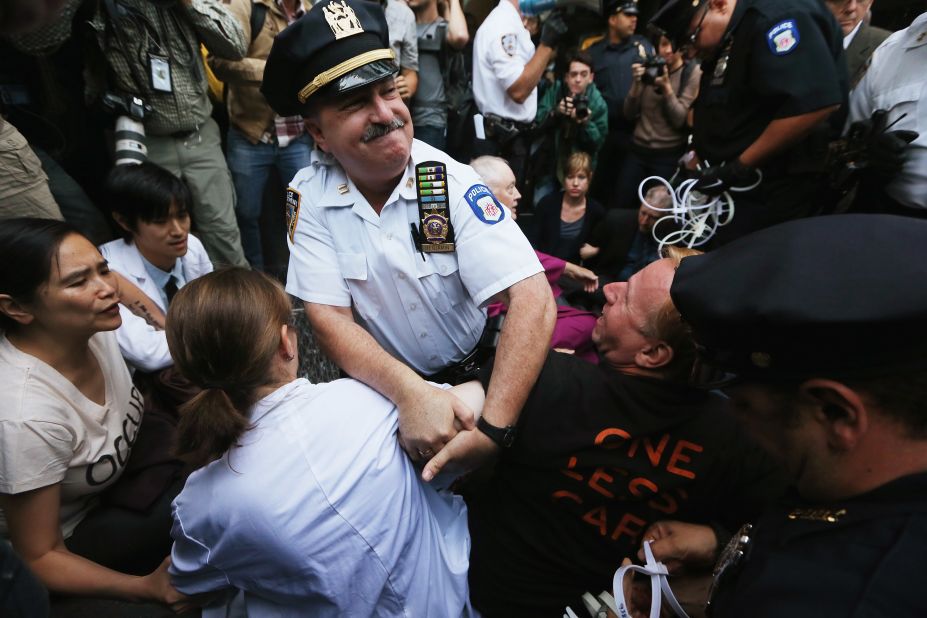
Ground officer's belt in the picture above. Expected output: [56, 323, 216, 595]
[483, 114, 534, 143]
[425, 314, 504, 385]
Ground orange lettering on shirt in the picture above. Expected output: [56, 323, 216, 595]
[644, 434, 671, 467]
[666, 440, 704, 479]
[594, 427, 631, 449]
[561, 456, 584, 482]
[588, 467, 616, 498]
[583, 506, 609, 536]
[552, 490, 582, 504]
[610, 512, 647, 543]
[628, 476, 658, 497]
[647, 491, 679, 515]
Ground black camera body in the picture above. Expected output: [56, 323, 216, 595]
[640, 56, 667, 86]
[101, 93, 153, 165]
[101, 92, 151, 121]
[573, 93, 589, 120]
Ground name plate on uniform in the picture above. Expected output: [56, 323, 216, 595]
[415, 161, 455, 253]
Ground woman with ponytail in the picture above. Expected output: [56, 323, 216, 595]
[166, 268, 481, 616]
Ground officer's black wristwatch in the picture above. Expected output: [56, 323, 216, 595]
[477, 417, 517, 448]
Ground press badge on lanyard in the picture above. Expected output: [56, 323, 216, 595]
[149, 52, 172, 93]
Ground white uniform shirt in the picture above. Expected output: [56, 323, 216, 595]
[846, 12, 927, 209]
[0, 332, 143, 538]
[169, 378, 473, 617]
[100, 234, 213, 372]
[472, 0, 537, 123]
[286, 139, 541, 375]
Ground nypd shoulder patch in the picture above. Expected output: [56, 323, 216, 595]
[767, 19, 800, 55]
[464, 184, 506, 224]
[501, 33, 517, 56]
[286, 187, 301, 243]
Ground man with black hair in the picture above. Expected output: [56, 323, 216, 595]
[99, 162, 213, 372]
[533, 50, 608, 205]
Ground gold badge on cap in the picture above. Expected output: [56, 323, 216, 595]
[787, 508, 846, 523]
[323, 0, 364, 40]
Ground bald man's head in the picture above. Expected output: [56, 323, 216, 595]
[470, 156, 521, 217]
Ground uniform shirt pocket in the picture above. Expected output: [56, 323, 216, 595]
[872, 84, 922, 131]
[337, 252, 380, 320]
[415, 253, 465, 315]
[337, 252, 368, 281]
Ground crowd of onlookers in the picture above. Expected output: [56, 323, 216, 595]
[1, 0, 925, 615]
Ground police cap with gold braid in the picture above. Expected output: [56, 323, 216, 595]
[261, 0, 398, 117]
[670, 215, 927, 382]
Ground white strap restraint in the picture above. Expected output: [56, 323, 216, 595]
[612, 541, 690, 618]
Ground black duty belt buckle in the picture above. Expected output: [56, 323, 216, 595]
[484, 114, 521, 143]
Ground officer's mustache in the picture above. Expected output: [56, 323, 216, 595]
[362, 118, 406, 143]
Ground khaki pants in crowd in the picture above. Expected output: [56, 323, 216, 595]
[146, 117, 248, 268]
[0, 118, 63, 221]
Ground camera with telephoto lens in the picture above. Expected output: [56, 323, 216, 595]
[640, 56, 667, 86]
[572, 93, 589, 120]
[101, 92, 152, 166]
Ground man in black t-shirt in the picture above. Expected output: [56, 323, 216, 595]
[460, 249, 785, 617]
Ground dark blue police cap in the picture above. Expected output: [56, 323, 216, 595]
[670, 215, 927, 381]
[649, 0, 707, 48]
[606, 0, 639, 16]
[262, 0, 398, 117]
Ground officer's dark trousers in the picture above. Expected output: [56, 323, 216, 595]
[613, 144, 684, 210]
[591, 129, 631, 208]
[473, 133, 530, 199]
[710, 172, 823, 247]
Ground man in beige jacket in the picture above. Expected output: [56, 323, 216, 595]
[209, 0, 313, 271]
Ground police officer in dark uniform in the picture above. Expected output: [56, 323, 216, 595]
[649, 0, 848, 244]
[587, 0, 654, 207]
[633, 214, 927, 616]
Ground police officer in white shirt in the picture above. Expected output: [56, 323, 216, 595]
[472, 0, 568, 190]
[261, 0, 555, 478]
[845, 11, 925, 213]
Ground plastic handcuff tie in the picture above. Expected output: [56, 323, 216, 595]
[612, 540, 690, 618]
[637, 164, 762, 252]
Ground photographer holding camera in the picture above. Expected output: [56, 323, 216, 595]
[615, 33, 700, 209]
[87, 0, 249, 268]
[532, 50, 608, 205]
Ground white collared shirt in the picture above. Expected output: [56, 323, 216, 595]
[843, 19, 863, 49]
[100, 235, 213, 371]
[170, 378, 473, 617]
[847, 12, 927, 209]
[285, 139, 541, 375]
[472, 0, 537, 122]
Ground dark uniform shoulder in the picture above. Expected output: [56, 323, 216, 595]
[744, 0, 832, 21]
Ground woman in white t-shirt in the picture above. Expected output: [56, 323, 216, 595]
[0, 218, 183, 609]
[165, 268, 480, 616]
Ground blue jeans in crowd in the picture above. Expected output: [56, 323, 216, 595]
[226, 127, 313, 270]
[415, 125, 447, 152]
